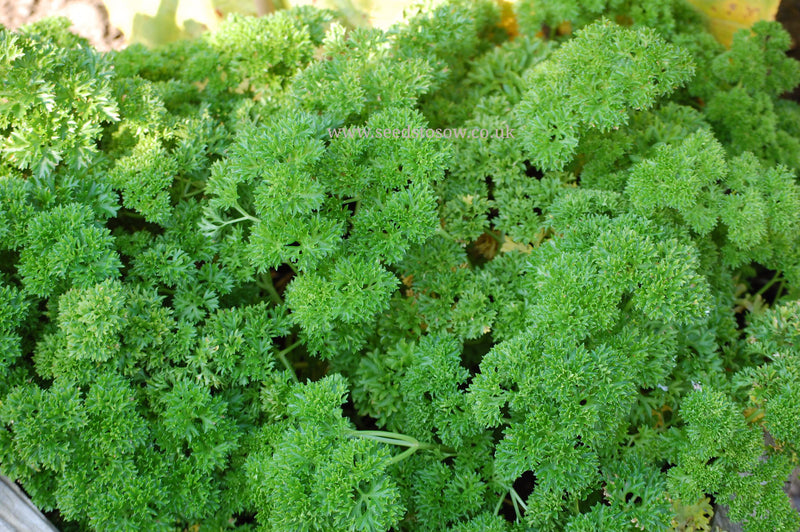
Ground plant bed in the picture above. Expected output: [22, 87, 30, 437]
[1, 1, 800, 531]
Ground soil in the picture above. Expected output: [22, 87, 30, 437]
[0, 0, 125, 51]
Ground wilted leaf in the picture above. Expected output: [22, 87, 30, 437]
[499, 236, 532, 254]
[685, 0, 781, 47]
[496, 0, 519, 39]
[103, 0, 221, 47]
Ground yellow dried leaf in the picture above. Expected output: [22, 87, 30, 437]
[500, 236, 533, 254]
[102, 0, 269, 47]
[743, 406, 765, 424]
[496, 0, 519, 39]
[671, 496, 713, 532]
[685, 0, 781, 47]
[103, 0, 221, 47]
[214, 0, 261, 17]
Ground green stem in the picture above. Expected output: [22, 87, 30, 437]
[745, 407, 764, 423]
[183, 188, 205, 198]
[256, 273, 283, 305]
[756, 273, 783, 298]
[493, 492, 506, 516]
[278, 340, 302, 358]
[276, 340, 302, 383]
[510, 489, 522, 521]
[622, 294, 636, 314]
[356, 431, 428, 448]
[233, 202, 260, 224]
[352, 430, 453, 465]
[436, 227, 458, 242]
[219, 216, 256, 228]
[509, 487, 528, 512]
[386, 446, 418, 466]
[277, 353, 297, 382]
[176, 175, 205, 199]
[119, 209, 145, 219]
[776, 280, 786, 300]
[485, 229, 504, 244]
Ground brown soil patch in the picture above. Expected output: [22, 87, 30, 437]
[0, 0, 125, 50]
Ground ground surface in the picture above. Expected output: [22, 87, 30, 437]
[0, 0, 124, 50]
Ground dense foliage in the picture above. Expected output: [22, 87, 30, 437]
[2, 1, 800, 530]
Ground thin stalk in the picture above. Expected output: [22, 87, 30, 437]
[353, 430, 453, 465]
[256, 273, 283, 305]
[756, 273, 783, 298]
[510, 490, 522, 521]
[356, 431, 428, 448]
[745, 407, 764, 423]
[276, 340, 302, 383]
[219, 216, 256, 227]
[436, 227, 458, 242]
[183, 188, 205, 198]
[386, 446, 418, 466]
[177, 176, 205, 199]
[485, 230, 504, 244]
[493, 492, 506, 516]
[277, 340, 302, 357]
[509, 487, 528, 512]
[119, 210, 145, 219]
[622, 294, 636, 314]
[277, 352, 297, 381]
[232, 203, 260, 224]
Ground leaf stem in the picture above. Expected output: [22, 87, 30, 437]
[436, 226, 458, 242]
[509, 487, 528, 512]
[756, 273, 783, 298]
[352, 430, 454, 465]
[276, 340, 302, 383]
[510, 488, 522, 521]
[233, 202, 260, 223]
[485, 229, 504, 244]
[744, 407, 764, 423]
[256, 273, 283, 305]
[493, 491, 506, 516]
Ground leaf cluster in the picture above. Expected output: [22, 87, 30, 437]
[2, 2, 800, 531]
